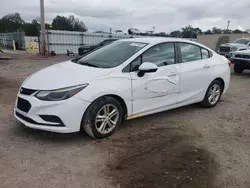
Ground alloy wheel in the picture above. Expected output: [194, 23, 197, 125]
[95, 104, 119, 134]
[208, 84, 221, 105]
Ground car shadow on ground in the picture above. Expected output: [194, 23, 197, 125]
[119, 103, 200, 131]
[10, 103, 199, 146]
[12, 122, 93, 144]
[12, 103, 204, 144]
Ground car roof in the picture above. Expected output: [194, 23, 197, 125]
[119, 37, 196, 45]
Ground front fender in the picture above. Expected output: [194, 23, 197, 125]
[75, 75, 133, 115]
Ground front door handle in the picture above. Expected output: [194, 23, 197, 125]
[203, 64, 210, 68]
[167, 72, 177, 77]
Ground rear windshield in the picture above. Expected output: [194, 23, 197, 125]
[77, 41, 147, 68]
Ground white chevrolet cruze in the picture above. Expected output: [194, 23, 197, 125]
[14, 38, 231, 138]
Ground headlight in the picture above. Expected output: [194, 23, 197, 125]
[231, 46, 237, 52]
[35, 84, 88, 101]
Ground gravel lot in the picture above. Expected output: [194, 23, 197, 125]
[0, 55, 250, 188]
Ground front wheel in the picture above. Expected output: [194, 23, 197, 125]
[201, 80, 223, 108]
[82, 97, 123, 139]
[234, 64, 244, 74]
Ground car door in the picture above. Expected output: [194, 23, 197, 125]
[177, 42, 213, 104]
[130, 42, 180, 115]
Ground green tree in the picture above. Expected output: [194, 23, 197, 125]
[52, 15, 72, 30]
[52, 15, 87, 31]
[22, 23, 39, 36]
[0, 13, 87, 36]
[204, 30, 213, 34]
[2, 13, 24, 25]
[232, 29, 243, 34]
[194, 27, 202, 35]
[0, 13, 25, 32]
[169, 30, 182, 37]
[181, 25, 199, 38]
[212, 27, 222, 34]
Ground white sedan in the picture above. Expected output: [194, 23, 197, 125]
[14, 38, 231, 138]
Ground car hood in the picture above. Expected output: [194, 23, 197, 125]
[221, 43, 247, 48]
[234, 49, 250, 54]
[22, 61, 111, 90]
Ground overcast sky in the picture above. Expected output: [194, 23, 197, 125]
[0, 0, 249, 33]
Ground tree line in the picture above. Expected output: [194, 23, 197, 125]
[153, 25, 249, 38]
[0, 13, 87, 36]
[0, 13, 249, 38]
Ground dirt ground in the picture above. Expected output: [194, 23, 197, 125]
[0, 55, 250, 188]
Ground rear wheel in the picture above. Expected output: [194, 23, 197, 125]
[234, 64, 244, 74]
[201, 80, 223, 108]
[82, 96, 123, 139]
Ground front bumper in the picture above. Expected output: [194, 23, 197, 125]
[14, 93, 90, 133]
[231, 58, 250, 64]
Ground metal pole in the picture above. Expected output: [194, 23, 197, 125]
[109, 28, 112, 38]
[40, 0, 46, 55]
[46, 24, 50, 53]
[227, 20, 230, 31]
[153, 26, 155, 34]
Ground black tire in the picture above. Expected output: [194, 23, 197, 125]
[201, 80, 223, 108]
[81, 96, 123, 139]
[234, 65, 244, 74]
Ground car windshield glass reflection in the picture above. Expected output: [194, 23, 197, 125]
[76, 41, 147, 68]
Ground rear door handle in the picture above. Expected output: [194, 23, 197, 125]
[167, 72, 177, 77]
[203, 64, 210, 68]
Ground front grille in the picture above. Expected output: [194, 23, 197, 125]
[232, 59, 248, 64]
[235, 54, 250, 59]
[17, 97, 31, 113]
[219, 46, 230, 53]
[20, 87, 37, 95]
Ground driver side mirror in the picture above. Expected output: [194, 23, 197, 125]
[137, 62, 158, 77]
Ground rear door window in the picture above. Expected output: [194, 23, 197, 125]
[201, 48, 209, 59]
[179, 43, 202, 62]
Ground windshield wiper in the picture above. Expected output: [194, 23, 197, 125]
[78, 62, 99, 68]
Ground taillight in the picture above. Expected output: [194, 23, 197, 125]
[228, 60, 231, 67]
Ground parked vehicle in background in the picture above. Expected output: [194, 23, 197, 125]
[231, 49, 250, 73]
[115, 30, 127, 35]
[93, 31, 108, 34]
[14, 38, 230, 139]
[218, 38, 250, 58]
[78, 39, 118, 55]
[128, 28, 141, 35]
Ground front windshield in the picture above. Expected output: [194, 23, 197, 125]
[76, 41, 147, 68]
[233, 39, 250, 45]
